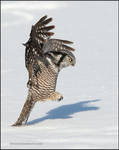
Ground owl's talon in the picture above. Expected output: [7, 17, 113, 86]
[58, 96, 63, 101]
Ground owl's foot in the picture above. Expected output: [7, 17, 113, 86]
[50, 92, 63, 101]
[58, 95, 63, 101]
[42, 92, 63, 102]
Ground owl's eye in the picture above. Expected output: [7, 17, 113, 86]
[69, 57, 72, 62]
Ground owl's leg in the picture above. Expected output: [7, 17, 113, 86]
[43, 92, 63, 101]
[12, 95, 36, 126]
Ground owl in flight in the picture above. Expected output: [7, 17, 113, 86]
[12, 15, 76, 126]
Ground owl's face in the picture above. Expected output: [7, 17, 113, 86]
[46, 50, 76, 71]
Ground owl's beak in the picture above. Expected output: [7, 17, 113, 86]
[22, 43, 27, 46]
[71, 58, 76, 66]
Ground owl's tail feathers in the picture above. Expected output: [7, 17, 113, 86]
[12, 94, 36, 126]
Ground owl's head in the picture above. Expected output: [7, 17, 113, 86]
[46, 49, 76, 71]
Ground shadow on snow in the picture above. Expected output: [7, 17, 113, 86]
[28, 99, 100, 125]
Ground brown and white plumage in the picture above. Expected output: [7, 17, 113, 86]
[12, 15, 76, 126]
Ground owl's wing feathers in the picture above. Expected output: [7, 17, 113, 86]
[33, 55, 50, 75]
[42, 39, 75, 54]
[30, 15, 55, 46]
[24, 15, 55, 68]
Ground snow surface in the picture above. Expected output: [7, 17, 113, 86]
[1, 1, 118, 149]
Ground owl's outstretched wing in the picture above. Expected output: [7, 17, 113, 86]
[30, 15, 55, 47]
[24, 15, 55, 69]
[42, 39, 75, 54]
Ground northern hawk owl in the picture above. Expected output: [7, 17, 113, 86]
[12, 15, 76, 126]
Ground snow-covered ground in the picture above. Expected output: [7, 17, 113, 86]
[1, 1, 118, 149]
